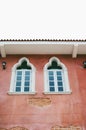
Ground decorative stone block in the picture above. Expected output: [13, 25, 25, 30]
[28, 97, 51, 107]
[9, 127, 28, 130]
[0, 127, 28, 130]
[51, 126, 82, 130]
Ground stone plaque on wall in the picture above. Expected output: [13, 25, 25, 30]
[28, 97, 51, 107]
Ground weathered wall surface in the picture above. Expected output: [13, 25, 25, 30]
[0, 55, 86, 130]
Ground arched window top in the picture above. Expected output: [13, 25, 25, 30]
[44, 57, 67, 71]
[12, 57, 35, 71]
[9, 57, 36, 94]
[17, 60, 31, 69]
[44, 57, 71, 94]
[48, 60, 62, 69]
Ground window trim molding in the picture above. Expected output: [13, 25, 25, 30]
[8, 57, 36, 94]
[43, 91, 72, 94]
[44, 57, 71, 94]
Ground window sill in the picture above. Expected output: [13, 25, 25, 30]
[7, 91, 37, 95]
[43, 91, 72, 95]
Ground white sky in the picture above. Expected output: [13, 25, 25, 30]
[0, 0, 86, 39]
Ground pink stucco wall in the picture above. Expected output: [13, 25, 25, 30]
[0, 55, 86, 130]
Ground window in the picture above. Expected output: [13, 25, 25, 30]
[15, 70, 31, 92]
[44, 57, 71, 94]
[9, 57, 36, 94]
[48, 70, 64, 92]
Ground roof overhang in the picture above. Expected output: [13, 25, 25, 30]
[0, 41, 86, 58]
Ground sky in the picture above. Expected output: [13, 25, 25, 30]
[0, 0, 86, 39]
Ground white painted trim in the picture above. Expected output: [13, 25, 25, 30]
[0, 44, 6, 57]
[9, 57, 36, 94]
[44, 57, 67, 70]
[43, 91, 72, 94]
[72, 44, 78, 58]
[44, 57, 71, 94]
[0, 42, 86, 57]
[0, 41, 86, 45]
[8, 91, 37, 95]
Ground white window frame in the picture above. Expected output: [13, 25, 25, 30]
[47, 69, 64, 92]
[8, 57, 36, 94]
[44, 57, 71, 94]
[15, 69, 32, 92]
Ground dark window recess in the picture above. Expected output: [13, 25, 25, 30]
[56, 71, 61, 75]
[58, 87, 63, 92]
[49, 71, 53, 75]
[49, 76, 54, 80]
[25, 76, 30, 80]
[50, 87, 55, 91]
[58, 82, 63, 86]
[24, 82, 30, 86]
[57, 76, 62, 80]
[17, 76, 22, 80]
[48, 61, 62, 69]
[49, 82, 54, 86]
[16, 82, 21, 86]
[25, 71, 30, 75]
[17, 71, 22, 75]
[24, 87, 29, 92]
[16, 87, 21, 92]
[17, 61, 31, 69]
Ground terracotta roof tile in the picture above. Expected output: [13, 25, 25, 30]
[0, 39, 86, 42]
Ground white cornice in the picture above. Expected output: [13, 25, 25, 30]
[0, 41, 86, 58]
